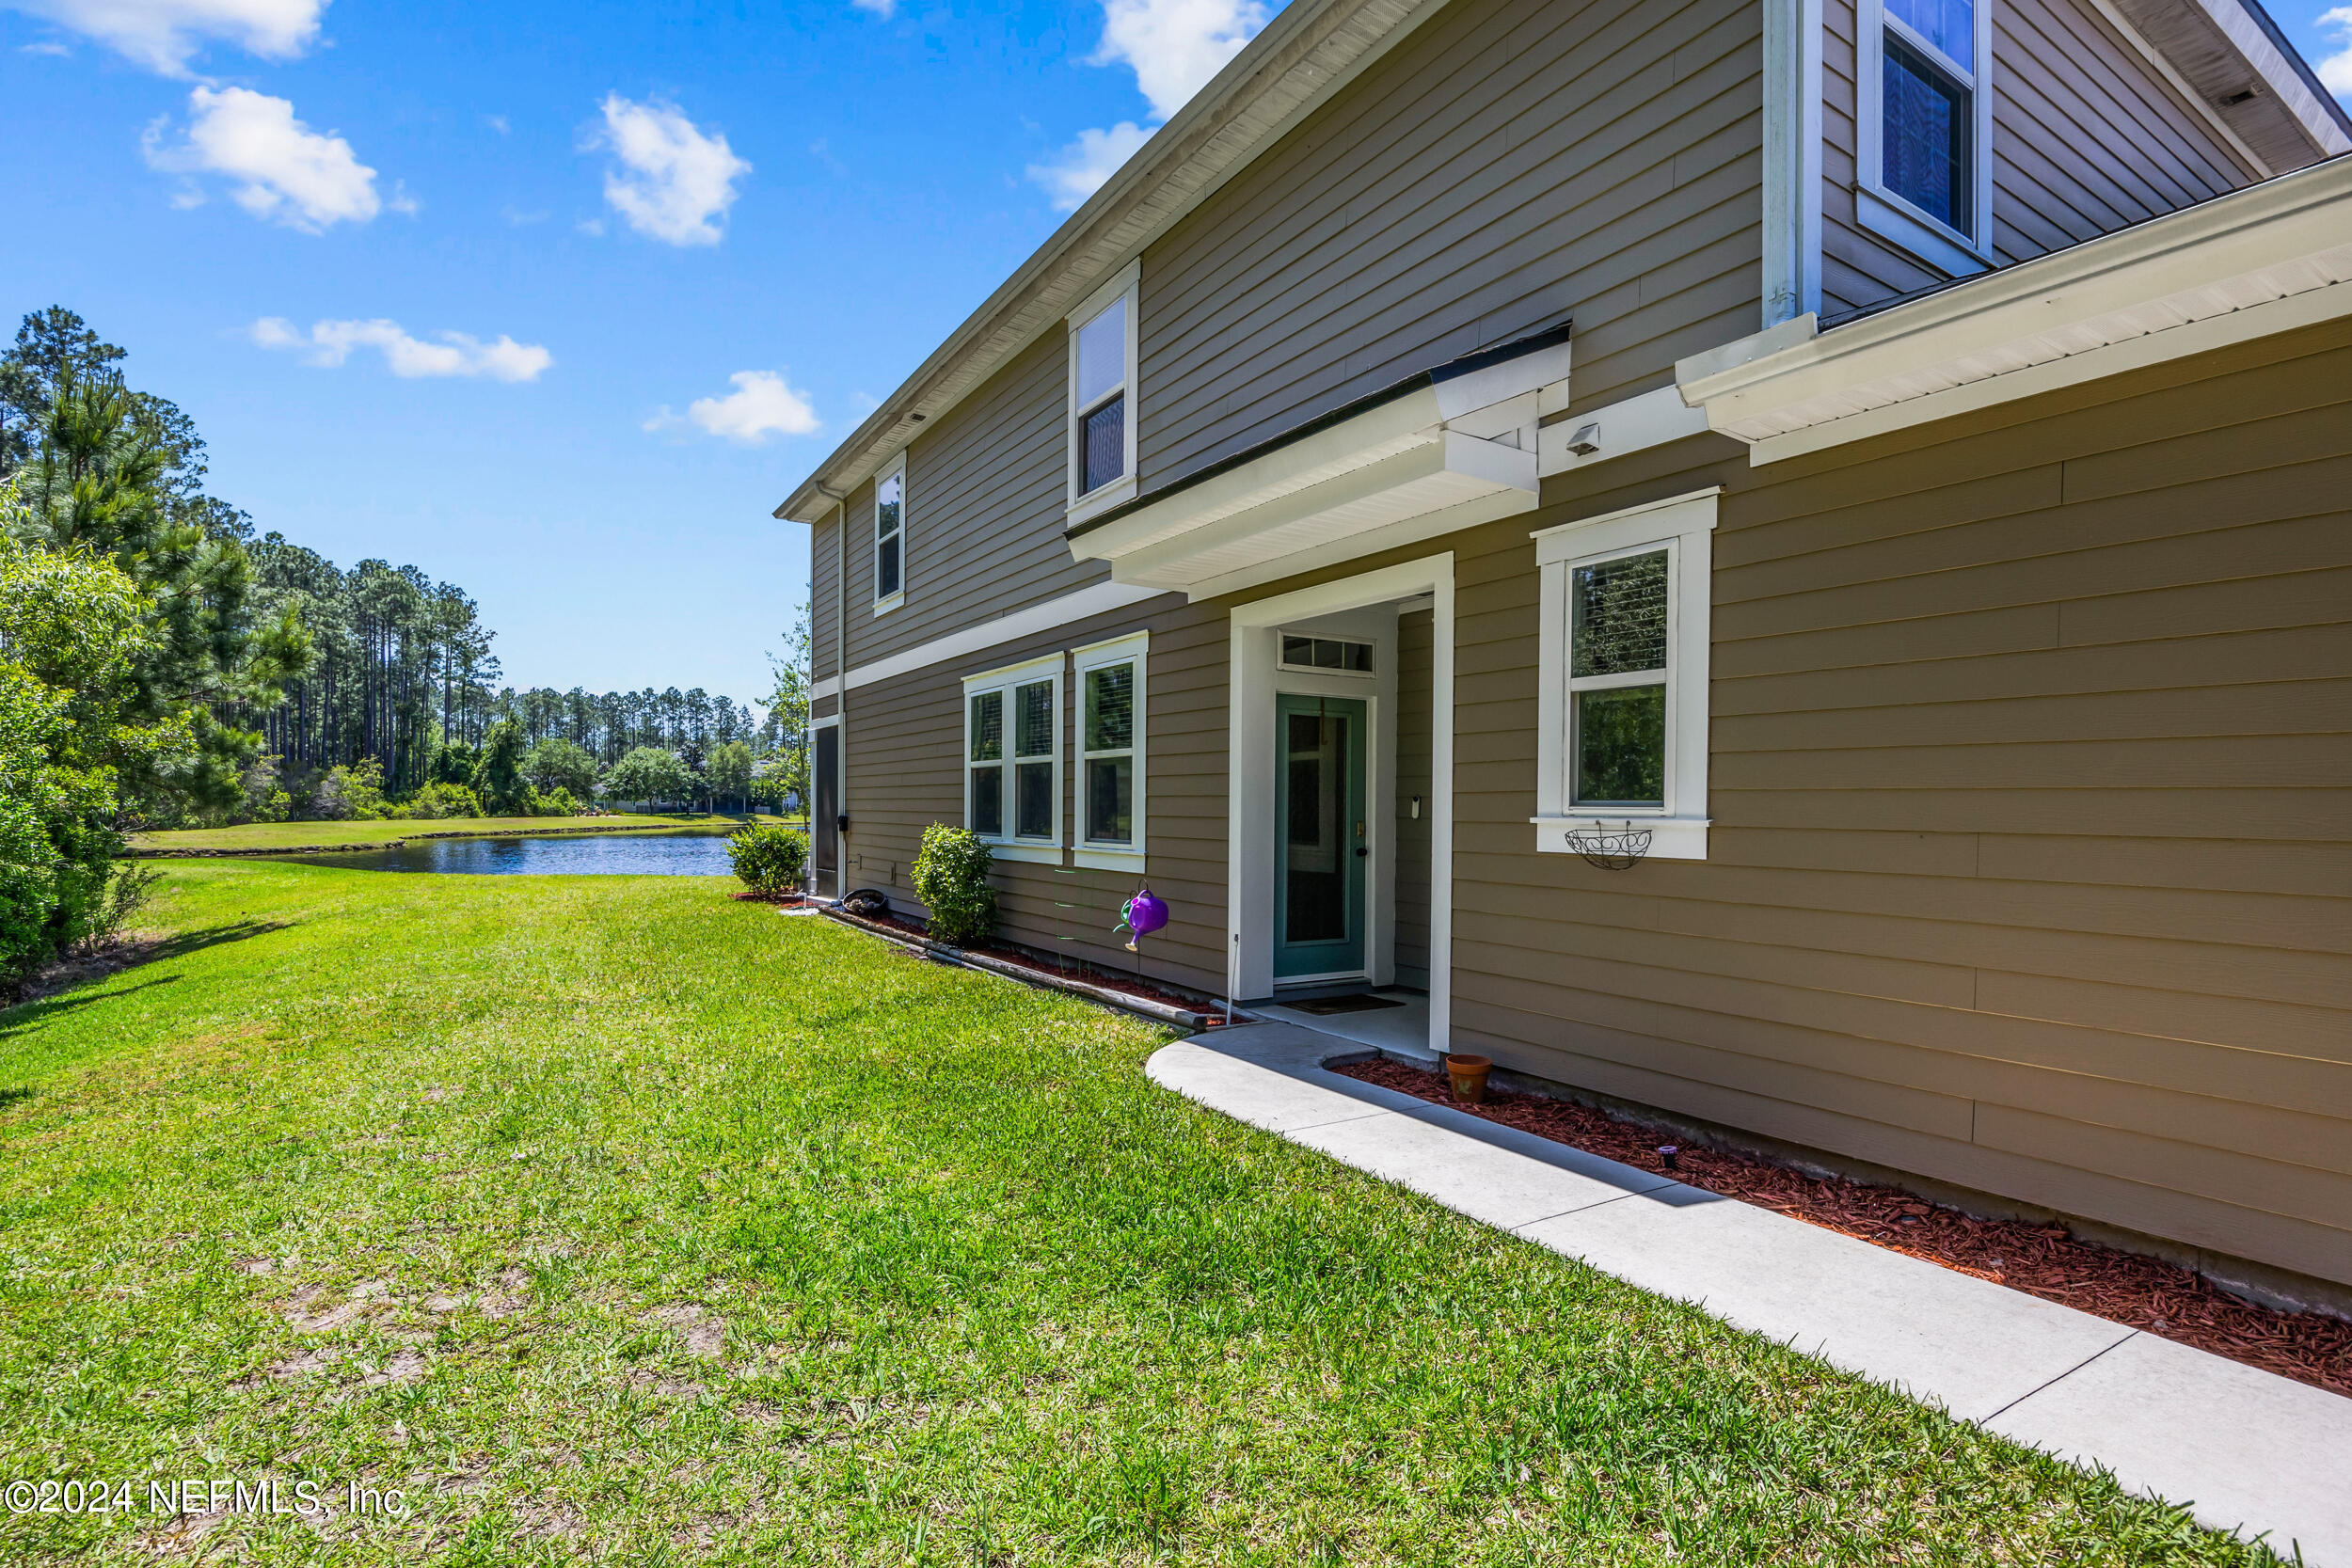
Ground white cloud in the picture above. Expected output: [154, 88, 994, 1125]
[590, 94, 751, 246]
[1092, 0, 1266, 121]
[2320, 8, 2352, 97]
[251, 317, 552, 382]
[646, 371, 819, 444]
[1025, 121, 1152, 212]
[144, 86, 383, 231]
[7, 0, 324, 75]
[850, 0, 893, 15]
[1027, 0, 1265, 209]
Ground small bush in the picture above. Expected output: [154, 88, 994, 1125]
[911, 823, 994, 946]
[727, 824, 809, 895]
[534, 786, 581, 817]
[389, 781, 482, 821]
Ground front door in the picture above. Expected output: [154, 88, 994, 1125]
[812, 722, 840, 897]
[1273, 694, 1367, 981]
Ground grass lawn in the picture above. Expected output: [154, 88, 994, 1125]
[131, 814, 803, 855]
[0, 863, 2279, 1564]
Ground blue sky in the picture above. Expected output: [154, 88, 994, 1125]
[2, 1, 2347, 712]
[0, 0, 1272, 711]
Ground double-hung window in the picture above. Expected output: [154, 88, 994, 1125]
[872, 453, 906, 613]
[1065, 260, 1140, 522]
[1532, 488, 1718, 861]
[1860, 0, 1992, 274]
[1074, 633, 1147, 864]
[963, 654, 1062, 860]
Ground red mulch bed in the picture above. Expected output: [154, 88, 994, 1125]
[1334, 1056, 2352, 1398]
[841, 907, 1231, 1022]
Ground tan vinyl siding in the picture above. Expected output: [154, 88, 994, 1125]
[1394, 608, 1435, 988]
[1436, 316, 2352, 1287]
[1138, 0, 1763, 486]
[811, 512, 842, 685]
[843, 332, 1115, 674]
[837, 596, 1233, 997]
[1821, 0, 2253, 316]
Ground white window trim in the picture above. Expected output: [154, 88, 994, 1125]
[1064, 258, 1141, 528]
[872, 451, 907, 616]
[1856, 0, 1994, 276]
[1531, 488, 1717, 862]
[1073, 630, 1148, 869]
[961, 652, 1063, 863]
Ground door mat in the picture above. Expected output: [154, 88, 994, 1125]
[1284, 993, 1406, 1015]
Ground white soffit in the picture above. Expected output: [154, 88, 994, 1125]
[1065, 342, 1565, 599]
[1677, 154, 2352, 465]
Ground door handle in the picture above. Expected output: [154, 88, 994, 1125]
[1354, 847, 1368, 858]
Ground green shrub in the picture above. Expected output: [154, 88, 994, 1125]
[534, 786, 581, 817]
[911, 823, 994, 945]
[726, 824, 809, 895]
[389, 781, 481, 820]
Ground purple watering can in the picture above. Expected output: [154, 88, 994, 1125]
[1116, 885, 1168, 953]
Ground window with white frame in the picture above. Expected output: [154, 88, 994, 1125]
[1531, 489, 1718, 861]
[1860, 0, 1992, 272]
[963, 655, 1061, 854]
[1066, 260, 1140, 519]
[873, 454, 906, 612]
[1075, 632, 1146, 859]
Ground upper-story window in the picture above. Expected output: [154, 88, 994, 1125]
[1066, 259, 1140, 522]
[1861, 0, 1992, 275]
[872, 454, 906, 614]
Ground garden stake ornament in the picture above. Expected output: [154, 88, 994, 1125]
[1115, 886, 1168, 953]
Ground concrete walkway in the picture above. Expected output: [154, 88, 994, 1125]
[1149, 1023, 2352, 1566]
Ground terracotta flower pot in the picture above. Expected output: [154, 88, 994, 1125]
[1444, 1053, 1492, 1104]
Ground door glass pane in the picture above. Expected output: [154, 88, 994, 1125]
[1014, 760, 1053, 839]
[969, 691, 1002, 761]
[1571, 550, 1668, 676]
[970, 767, 1002, 837]
[1082, 393, 1125, 492]
[1085, 663, 1133, 751]
[1574, 684, 1666, 807]
[1086, 756, 1132, 844]
[1886, 0, 1971, 65]
[1075, 297, 1125, 407]
[1883, 35, 1971, 232]
[1014, 680, 1054, 758]
[1284, 711, 1347, 943]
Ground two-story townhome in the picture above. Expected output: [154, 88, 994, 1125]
[778, 0, 2352, 1309]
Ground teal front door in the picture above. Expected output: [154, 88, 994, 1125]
[1273, 694, 1368, 980]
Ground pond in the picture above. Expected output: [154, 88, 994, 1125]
[281, 828, 739, 877]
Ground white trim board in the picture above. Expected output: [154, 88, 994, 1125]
[810, 578, 1174, 701]
[1677, 154, 2352, 464]
[1148, 1024, 2352, 1566]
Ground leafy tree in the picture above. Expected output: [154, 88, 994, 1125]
[521, 736, 598, 799]
[471, 720, 530, 815]
[0, 527, 178, 968]
[705, 739, 754, 813]
[600, 746, 693, 810]
[7, 349, 307, 819]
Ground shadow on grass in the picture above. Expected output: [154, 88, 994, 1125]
[0, 921, 294, 1033]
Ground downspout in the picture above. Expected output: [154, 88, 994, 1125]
[817, 484, 850, 892]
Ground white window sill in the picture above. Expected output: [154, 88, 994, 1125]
[988, 841, 1064, 864]
[1065, 475, 1137, 529]
[1074, 846, 1145, 871]
[1531, 815, 1709, 861]
[872, 591, 905, 617]
[1856, 184, 1991, 278]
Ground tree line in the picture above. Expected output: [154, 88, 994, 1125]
[0, 303, 811, 975]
